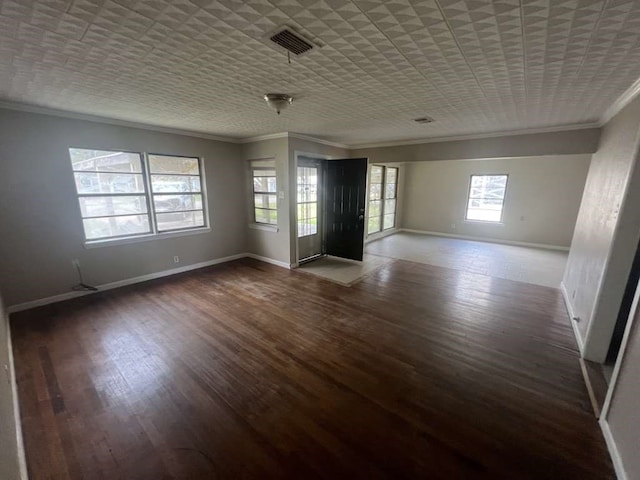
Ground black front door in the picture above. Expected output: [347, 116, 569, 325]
[325, 158, 368, 261]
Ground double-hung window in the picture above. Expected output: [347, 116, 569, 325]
[367, 165, 398, 234]
[251, 160, 277, 225]
[465, 174, 508, 223]
[69, 148, 207, 242]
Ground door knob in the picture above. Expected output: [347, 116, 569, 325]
[358, 214, 364, 220]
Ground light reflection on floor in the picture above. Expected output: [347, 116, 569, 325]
[366, 232, 568, 288]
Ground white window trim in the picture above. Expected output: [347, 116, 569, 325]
[464, 173, 508, 224]
[250, 160, 278, 227]
[367, 165, 399, 235]
[248, 223, 279, 232]
[84, 227, 212, 249]
[69, 147, 210, 245]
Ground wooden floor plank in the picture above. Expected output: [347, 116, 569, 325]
[11, 258, 614, 479]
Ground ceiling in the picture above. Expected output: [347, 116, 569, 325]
[1, 0, 640, 146]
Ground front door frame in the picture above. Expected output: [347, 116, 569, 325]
[293, 151, 332, 267]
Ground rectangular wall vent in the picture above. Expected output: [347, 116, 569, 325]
[270, 28, 314, 56]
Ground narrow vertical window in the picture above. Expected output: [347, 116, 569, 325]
[367, 165, 384, 234]
[383, 167, 398, 230]
[368, 165, 398, 234]
[297, 166, 318, 237]
[465, 174, 508, 222]
[252, 161, 278, 225]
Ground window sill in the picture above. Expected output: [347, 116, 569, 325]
[463, 220, 505, 226]
[84, 227, 211, 249]
[248, 223, 279, 233]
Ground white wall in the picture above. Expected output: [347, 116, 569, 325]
[400, 155, 591, 248]
[562, 96, 640, 361]
[0, 291, 24, 480]
[603, 281, 640, 480]
[0, 109, 247, 307]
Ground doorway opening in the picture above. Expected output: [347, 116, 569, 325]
[604, 235, 640, 381]
[295, 153, 368, 266]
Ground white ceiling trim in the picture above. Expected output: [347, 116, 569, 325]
[0, 100, 241, 144]
[0, 98, 626, 152]
[600, 75, 640, 126]
[239, 132, 349, 149]
[288, 133, 349, 150]
[349, 123, 602, 150]
[239, 132, 289, 143]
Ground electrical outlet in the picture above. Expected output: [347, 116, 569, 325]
[451, 223, 456, 229]
[174, 256, 180, 264]
[572, 290, 576, 299]
[72, 259, 80, 268]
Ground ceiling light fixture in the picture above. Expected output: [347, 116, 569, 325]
[414, 116, 434, 124]
[264, 93, 293, 115]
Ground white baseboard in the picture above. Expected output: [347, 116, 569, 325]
[245, 253, 291, 269]
[5, 316, 28, 480]
[400, 228, 569, 251]
[6, 253, 256, 314]
[560, 281, 584, 354]
[600, 418, 628, 480]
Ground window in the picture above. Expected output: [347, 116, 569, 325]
[69, 148, 207, 242]
[465, 174, 508, 223]
[149, 154, 205, 232]
[251, 161, 277, 225]
[297, 166, 318, 237]
[367, 165, 398, 234]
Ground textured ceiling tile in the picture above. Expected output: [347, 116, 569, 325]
[1, 0, 640, 143]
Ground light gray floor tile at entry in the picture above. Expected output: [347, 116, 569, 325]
[365, 232, 568, 288]
[297, 254, 394, 286]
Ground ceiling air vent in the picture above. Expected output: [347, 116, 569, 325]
[269, 27, 315, 56]
[414, 116, 434, 124]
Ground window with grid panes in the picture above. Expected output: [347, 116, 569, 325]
[251, 161, 278, 225]
[465, 174, 508, 223]
[69, 148, 207, 242]
[297, 166, 318, 237]
[367, 165, 398, 234]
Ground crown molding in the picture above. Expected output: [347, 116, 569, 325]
[0, 100, 242, 144]
[600, 75, 640, 126]
[240, 131, 349, 149]
[288, 132, 349, 150]
[239, 132, 290, 143]
[0, 98, 614, 151]
[348, 122, 602, 150]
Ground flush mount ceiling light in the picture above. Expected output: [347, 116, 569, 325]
[264, 93, 293, 115]
[414, 116, 435, 124]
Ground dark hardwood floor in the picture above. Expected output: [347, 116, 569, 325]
[11, 258, 614, 479]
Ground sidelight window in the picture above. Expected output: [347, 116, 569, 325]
[297, 166, 318, 237]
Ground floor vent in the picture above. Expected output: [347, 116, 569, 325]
[269, 27, 315, 56]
